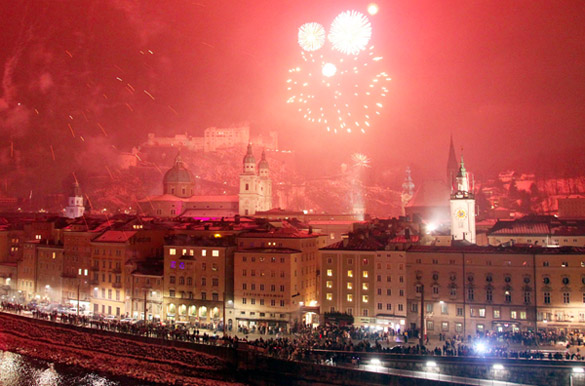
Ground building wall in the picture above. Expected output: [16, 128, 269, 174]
[36, 246, 64, 303]
[163, 244, 233, 325]
[129, 274, 164, 320]
[373, 251, 407, 331]
[534, 252, 585, 332]
[321, 250, 377, 325]
[233, 249, 298, 331]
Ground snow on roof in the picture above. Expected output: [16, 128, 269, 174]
[93, 230, 137, 243]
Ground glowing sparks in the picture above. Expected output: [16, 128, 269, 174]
[367, 3, 379, 16]
[352, 153, 371, 168]
[287, 46, 389, 134]
[298, 22, 326, 51]
[322, 63, 337, 77]
[288, 10, 389, 134]
[328, 11, 372, 55]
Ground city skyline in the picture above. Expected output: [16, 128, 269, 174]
[0, 0, 584, 194]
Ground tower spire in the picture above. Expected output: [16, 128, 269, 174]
[447, 134, 458, 187]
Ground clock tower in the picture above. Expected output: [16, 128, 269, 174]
[450, 156, 476, 243]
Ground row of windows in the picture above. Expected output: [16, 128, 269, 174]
[242, 298, 285, 307]
[169, 248, 220, 257]
[168, 290, 218, 300]
[325, 293, 370, 303]
[326, 269, 372, 279]
[242, 283, 285, 292]
[241, 256, 285, 263]
[93, 288, 121, 301]
[325, 257, 405, 270]
[242, 269, 285, 278]
[169, 276, 220, 287]
[374, 303, 404, 311]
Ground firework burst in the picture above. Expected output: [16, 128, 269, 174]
[351, 153, 371, 168]
[287, 10, 390, 134]
[298, 22, 326, 52]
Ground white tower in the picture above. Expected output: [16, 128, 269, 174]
[257, 150, 272, 212]
[65, 182, 85, 219]
[239, 145, 272, 216]
[239, 144, 258, 216]
[450, 156, 476, 243]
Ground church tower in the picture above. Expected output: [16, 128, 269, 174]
[65, 182, 85, 219]
[450, 156, 476, 243]
[401, 166, 415, 216]
[257, 150, 272, 212]
[239, 144, 258, 216]
[447, 135, 459, 189]
[239, 145, 272, 215]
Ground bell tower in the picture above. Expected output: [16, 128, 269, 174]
[450, 156, 476, 243]
[65, 182, 85, 219]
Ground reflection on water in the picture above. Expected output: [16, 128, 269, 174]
[0, 350, 157, 386]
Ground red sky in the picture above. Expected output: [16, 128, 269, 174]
[0, 0, 584, 190]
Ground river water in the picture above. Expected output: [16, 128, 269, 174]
[0, 350, 162, 386]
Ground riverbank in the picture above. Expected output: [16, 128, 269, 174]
[0, 313, 242, 386]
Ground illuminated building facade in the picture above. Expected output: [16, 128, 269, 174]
[36, 244, 65, 303]
[89, 228, 166, 317]
[235, 226, 323, 329]
[162, 235, 235, 326]
[450, 157, 476, 243]
[239, 145, 272, 216]
[321, 241, 407, 328]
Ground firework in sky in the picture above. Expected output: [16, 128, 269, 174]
[351, 153, 371, 168]
[298, 22, 326, 52]
[287, 10, 390, 134]
[328, 11, 372, 56]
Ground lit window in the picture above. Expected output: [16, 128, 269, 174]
[362, 283, 368, 290]
[362, 271, 368, 278]
[347, 282, 353, 290]
[347, 270, 353, 278]
[169, 248, 176, 256]
[327, 269, 333, 277]
[511, 311, 517, 319]
[362, 295, 368, 303]
[347, 294, 353, 302]
[170, 261, 176, 269]
[326, 293, 333, 300]
[202, 250, 207, 257]
[212, 250, 219, 257]
[78, 268, 82, 275]
[326, 281, 332, 288]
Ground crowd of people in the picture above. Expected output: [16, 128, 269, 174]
[2, 300, 585, 364]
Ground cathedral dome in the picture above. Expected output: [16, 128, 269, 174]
[163, 154, 194, 184]
[163, 153, 195, 198]
[258, 150, 269, 170]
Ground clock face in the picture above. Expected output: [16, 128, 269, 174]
[456, 208, 467, 219]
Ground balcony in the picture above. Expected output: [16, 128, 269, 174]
[112, 282, 122, 289]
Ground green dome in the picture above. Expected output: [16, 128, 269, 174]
[164, 153, 194, 185]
